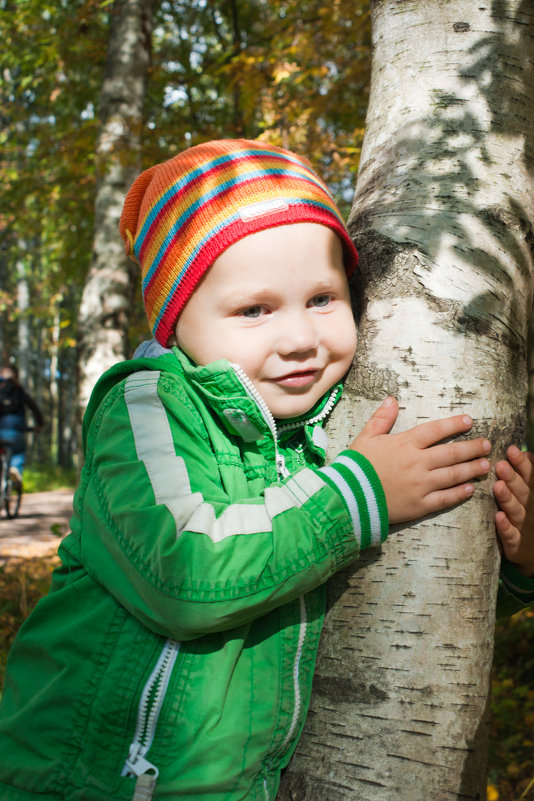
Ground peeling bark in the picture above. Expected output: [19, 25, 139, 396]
[279, 2, 534, 799]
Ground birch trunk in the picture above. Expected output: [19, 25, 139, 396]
[49, 304, 61, 463]
[279, 2, 534, 799]
[15, 243, 31, 385]
[77, 0, 155, 410]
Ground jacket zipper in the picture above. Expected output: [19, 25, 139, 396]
[230, 366, 339, 480]
[280, 595, 308, 751]
[231, 364, 290, 480]
[278, 386, 339, 434]
[231, 365, 315, 770]
[120, 366, 334, 798]
[262, 596, 308, 801]
[122, 638, 181, 800]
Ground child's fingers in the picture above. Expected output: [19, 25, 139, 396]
[410, 414, 473, 449]
[429, 457, 491, 491]
[426, 437, 491, 469]
[423, 483, 475, 514]
[495, 458, 530, 509]
[359, 396, 399, 438]
[493, 478, 526, 528]
[495, 510, 520, 552]
[506, 446, 534, 486]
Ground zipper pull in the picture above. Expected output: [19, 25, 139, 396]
[132, 772, 158, 801]
[276, 453, 290, 479]
[125, 754, 159, 801]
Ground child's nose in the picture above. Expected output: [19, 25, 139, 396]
[276, 311, 319, 355]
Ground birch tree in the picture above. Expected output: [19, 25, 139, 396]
[77, 0, 156, 410]
[278, 2, 534, 799]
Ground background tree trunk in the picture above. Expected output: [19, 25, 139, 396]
[279, 2, 534, 800]
[77, 0, 156, 411]
[15, 240, 31, 385]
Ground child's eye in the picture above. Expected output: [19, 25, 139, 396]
[240, 305, 266, 319]
[310, 294, 332, 308]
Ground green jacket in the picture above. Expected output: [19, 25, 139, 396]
[0, 347, 389, 801]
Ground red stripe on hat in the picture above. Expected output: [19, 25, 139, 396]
[152, 207, 358, 346]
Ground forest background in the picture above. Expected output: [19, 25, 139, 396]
[0, 2, 532, 800]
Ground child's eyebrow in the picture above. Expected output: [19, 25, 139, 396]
[219, 287, 275, 307]
[309, 279, 346, 293]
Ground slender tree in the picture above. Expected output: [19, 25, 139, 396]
[279, 2, 534, 799]
[77, 0, 157, 410]
[15, 241, 31, 384]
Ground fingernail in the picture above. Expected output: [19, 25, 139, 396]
[481, 459, 491, 471]
[465, 484, 474, 495]
[462, 416, 473, 427]
[383, 396, 394, 407]
[483, 440, 491, 452]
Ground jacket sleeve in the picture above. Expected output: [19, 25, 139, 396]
[76, 370, 388, 640]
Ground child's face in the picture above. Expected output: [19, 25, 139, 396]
[175, 223, 357, 419]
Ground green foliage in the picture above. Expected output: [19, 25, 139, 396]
[488, 609, 534, 800]
[22, 463, 76, 493]
[148, 0, 370, 213]
[0, 0, 108, 410]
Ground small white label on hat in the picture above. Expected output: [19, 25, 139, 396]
[239, 198, 289, 221]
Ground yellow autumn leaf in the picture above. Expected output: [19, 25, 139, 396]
[486, 785, 498, 801]
[273, 68, 290, 83]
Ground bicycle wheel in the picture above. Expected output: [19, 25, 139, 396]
[4, 473, 22, 519]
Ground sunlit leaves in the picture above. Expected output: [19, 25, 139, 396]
[0, 0, 107, 356]
[144, 0, 370, 213]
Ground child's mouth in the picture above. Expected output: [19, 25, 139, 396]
[272, 370, 318, 388]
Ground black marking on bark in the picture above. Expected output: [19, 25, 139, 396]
[312, 674, 389, 704]
[277, 770, 366, 800]
[453, 21, 471, 32]
[345, 361, 401, 401]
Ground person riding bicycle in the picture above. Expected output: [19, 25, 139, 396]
[0, 364, 44, 480]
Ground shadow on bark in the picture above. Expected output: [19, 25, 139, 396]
[349, 0, 534, 332]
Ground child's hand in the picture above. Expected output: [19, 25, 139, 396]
[350, 397, 492, 524]
[494, 446, 534, 577]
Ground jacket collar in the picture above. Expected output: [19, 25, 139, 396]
[171, 346, 342, 445]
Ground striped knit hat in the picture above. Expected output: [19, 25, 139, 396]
[120, 139, 359, 346]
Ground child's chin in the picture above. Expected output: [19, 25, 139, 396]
[271, 397, 316, 420]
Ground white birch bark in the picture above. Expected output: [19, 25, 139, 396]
[77, 0, 155, 411]
[49, 304, 61, 461]
[15, 243, 31, 385]
[279, 2, 534, 799]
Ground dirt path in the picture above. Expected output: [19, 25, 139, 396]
[0, 489, 74, 562]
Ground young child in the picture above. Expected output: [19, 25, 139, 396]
[0, 139, 532, 801]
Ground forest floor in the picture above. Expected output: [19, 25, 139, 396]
[0, 488, 74, 562]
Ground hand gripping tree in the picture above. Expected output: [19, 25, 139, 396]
[278, 2, 534, 800]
